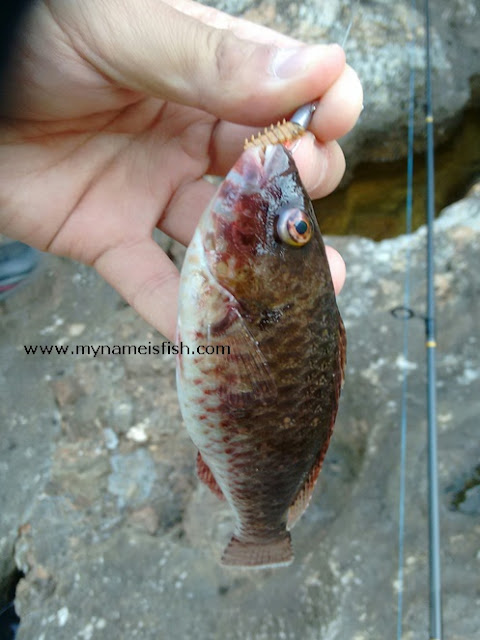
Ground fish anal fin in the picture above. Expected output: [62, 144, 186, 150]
[221, 532, 293, 569]
[196, 452, 225, 501]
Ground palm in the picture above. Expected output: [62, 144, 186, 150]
[1, 58, 229, 339]
[0, 0, 238, 300]
[1, 96, 219, 261]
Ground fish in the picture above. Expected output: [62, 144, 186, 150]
[176, 141, 346, 568]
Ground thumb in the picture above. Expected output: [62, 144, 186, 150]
[71, 0, 345, 124]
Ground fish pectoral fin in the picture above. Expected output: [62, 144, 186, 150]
[221, 532, 293, 568]
[196, 452, 225, 501]
[207, 306, 277, 407]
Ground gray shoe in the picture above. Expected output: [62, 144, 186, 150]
[0, 241, 39, 300]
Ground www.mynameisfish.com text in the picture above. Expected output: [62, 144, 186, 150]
[23, 342, 230, 357]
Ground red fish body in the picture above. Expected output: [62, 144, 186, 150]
[176, 143, 345, 568]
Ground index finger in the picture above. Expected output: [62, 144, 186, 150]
[94, 237, 180, 342]
[207, 64, 362, 176]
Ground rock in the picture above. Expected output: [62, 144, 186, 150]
[107, 450, 157, 510]
[102, 428, 119, 451]
[458, 485, 480, 515]
[320, 194, 480, 639]
[51, 377, 84, 408]
[0, 193, 478, 639]
[2, 4, 478, 634]
[127, 506, 160, 536]
[125, 421, 150, 443]
[109, 402, 133, 434]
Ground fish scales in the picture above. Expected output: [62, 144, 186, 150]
[176, 143, 345, 568]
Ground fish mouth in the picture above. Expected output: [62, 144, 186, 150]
[245, 143, 294, 180]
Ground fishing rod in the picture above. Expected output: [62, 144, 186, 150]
[291, 2, 443, 636]
[393, 1, 444, 636]
[392, 0, 442, 640]
[424, 0, 443, 637]
[395, 1, 416, 637]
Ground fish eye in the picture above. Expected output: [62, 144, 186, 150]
[275, 208, 313, 247]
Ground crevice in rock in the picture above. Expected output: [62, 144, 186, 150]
[315, 107, 480, 240]
[448, 464, 480, 514]
[0, 568, 23, 640]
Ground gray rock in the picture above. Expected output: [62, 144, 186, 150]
[108, 450, 157, 510]
[0, 192, 478, 639]
[459, 484, 480, 515]
[1, 0, 478, 637]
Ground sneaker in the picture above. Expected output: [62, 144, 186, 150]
[0, 241, 39, 301]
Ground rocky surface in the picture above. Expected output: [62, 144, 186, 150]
[1, 1, 479, 638]
[203, 0, 480, 167]
[0, 192, 479, 639]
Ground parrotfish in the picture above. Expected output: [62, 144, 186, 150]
[176, 142, 346, 568]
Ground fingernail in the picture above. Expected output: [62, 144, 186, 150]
[271, 44, 341, 79]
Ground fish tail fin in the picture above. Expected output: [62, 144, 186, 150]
[221, 532, 293, 569]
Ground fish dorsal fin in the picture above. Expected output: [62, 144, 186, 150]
[206, 299, 277, 409]
[339, 316, 347, 388]
[196, 451, 225, 501]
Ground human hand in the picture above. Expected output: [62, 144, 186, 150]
[0, 0, 362, 341]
